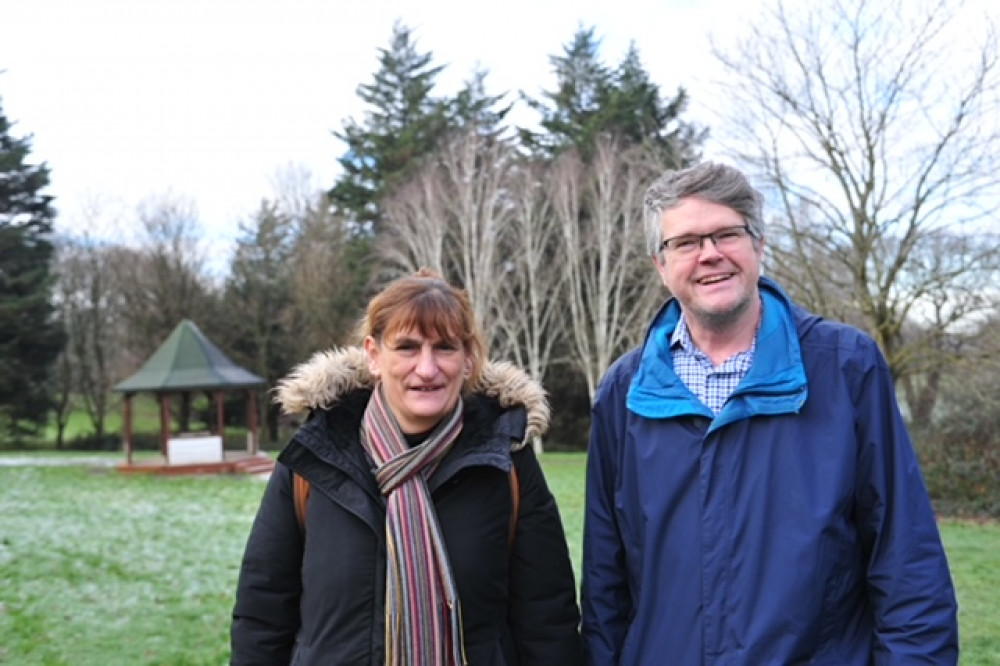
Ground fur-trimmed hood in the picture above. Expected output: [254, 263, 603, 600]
[274, 347, 550, 448]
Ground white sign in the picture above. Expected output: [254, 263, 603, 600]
[167, 436, 223, 465]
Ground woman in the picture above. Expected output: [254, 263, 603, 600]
[230, 269, 583, 665]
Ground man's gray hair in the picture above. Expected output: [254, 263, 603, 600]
[643, 162, 765, 255]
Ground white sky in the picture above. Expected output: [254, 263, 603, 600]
[2, 0, 761, 245]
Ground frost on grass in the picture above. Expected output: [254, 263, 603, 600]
[0, 466, 264, 664]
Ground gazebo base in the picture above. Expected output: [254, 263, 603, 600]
[117, 451, 274, 477]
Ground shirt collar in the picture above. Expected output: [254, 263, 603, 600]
[669, 306, 761, 357]
[670, 311, 693, 351]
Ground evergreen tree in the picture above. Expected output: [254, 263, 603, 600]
[521, 26, 704, 165]
[222, 201, 297, 444]
[449, 67, 513, 138]
[0, 95, 65, 434]
[521, 26, 610, 157]
[328, 21, 452, 234]
[605, 43, 705, 167]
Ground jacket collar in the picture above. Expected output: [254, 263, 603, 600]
[627, 277, 809, 429]
[273, 346, 550, 450]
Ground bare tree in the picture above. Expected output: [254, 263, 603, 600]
[552, 138, 665, 402]
[287, 195, 361, 357]
[378, 128, 516, 351]
[113, 194, 217, 362]
[269, 162, 323, 223]
[52, 197, 131, 443]
[379, 166, 449, 277]
[712, 0, 1000, 417]
[438, 129, 514, 343]
[55, 238, 125, 441]
[917, 306, 1000, 511]
[896, 232, 1000, 429]
[494, 159, 565, 383]
[48, 345, 74, 449]
[262, 166, 365, 357]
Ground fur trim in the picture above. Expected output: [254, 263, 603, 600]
[273, 347, 550, 448]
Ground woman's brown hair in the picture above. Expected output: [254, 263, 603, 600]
[356, 268, 487, 387]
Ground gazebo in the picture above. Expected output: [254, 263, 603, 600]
[113, 319, 272, 475]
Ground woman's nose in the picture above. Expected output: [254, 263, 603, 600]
[414, 345, 438, 376]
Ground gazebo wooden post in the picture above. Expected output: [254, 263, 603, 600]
[123, 394, 134, 466]
[215, 390, 226, 440]
[247, 388, 259, 455]
[160, 394, 171, 458]
[179, 391, 191, 433]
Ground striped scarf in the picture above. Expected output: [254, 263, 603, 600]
[361, 384, 467, 666]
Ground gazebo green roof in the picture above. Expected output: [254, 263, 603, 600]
[113, 319, 265, 393]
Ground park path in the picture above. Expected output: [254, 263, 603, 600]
[0, 455, 118, 467]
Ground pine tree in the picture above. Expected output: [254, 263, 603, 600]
[605, 43, 705, 167]
[520, 26, 610, 157]
[0, 95, 65, 435]
[328, 21, 452, 235]
[222, 201, 297, 443]
[449, 67, 513, 138]
[521, 26, 704, 165]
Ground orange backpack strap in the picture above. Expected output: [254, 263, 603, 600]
[507, 464, 520, 552]
[293, 472, 311, 535]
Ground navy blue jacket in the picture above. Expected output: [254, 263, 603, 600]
[581, 278, 958, 665]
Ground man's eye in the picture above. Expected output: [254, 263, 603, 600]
[715, 229, 741, 241]
[673, 237, 698, 250]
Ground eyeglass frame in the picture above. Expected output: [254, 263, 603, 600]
[659, 224, 756, 255]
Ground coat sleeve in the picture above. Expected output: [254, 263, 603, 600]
[506, 445, 585, 665]
[852, 341, 959, 664]
[230, 463, 304, 665]
[580, 374, 632, 666]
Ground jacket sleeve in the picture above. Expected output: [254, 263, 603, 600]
[852, 342, 959, 664]
[580, 377, 632, 666]
[506, 445, 585, 665]
[230, 463, 304, 665]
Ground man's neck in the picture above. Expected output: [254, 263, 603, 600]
[686, 299, 762, 366]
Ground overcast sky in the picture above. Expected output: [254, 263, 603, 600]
[2, 0, 767, 244]
[7, 0, 996, 251]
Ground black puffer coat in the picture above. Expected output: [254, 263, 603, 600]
[230, 348, 583, 665]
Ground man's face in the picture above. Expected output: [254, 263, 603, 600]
[653, 196, 764, 332]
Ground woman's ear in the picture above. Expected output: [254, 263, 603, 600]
[364, 336, 380, 377]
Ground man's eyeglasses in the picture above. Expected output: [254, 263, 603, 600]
[660, 225, 754, 255]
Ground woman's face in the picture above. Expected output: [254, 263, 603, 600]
[365, 327, 470, 434]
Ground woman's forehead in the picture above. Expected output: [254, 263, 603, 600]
[383, 322, 460, 344]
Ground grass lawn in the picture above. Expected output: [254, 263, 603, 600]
[42, 395, 165, 442]
[0, 452, 997, 664]
[39, 395, 258, 447]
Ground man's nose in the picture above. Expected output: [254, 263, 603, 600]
[697, 235, 725, 259]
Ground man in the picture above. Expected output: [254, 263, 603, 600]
[581, 162, 959, 664]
